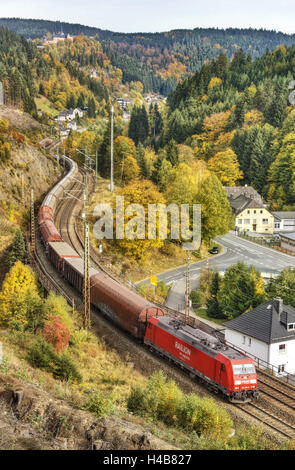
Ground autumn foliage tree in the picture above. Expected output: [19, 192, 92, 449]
[207, 148, 243, 186]
[0, 261, 41, 328]
[42, 315, 71, 353]
[114, 179, 166, 261]
[195, 174, 232, 243]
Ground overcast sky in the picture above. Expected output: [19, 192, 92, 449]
[0, 0, 295, 34]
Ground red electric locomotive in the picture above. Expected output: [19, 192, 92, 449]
[145, 316, 259, 403]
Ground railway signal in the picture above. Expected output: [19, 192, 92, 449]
[21, 173, 25, 204]
[185, 251, 191, 324]
[110, 105, 114, 192]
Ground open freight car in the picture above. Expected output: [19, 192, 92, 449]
[145, 316, 259, 403]
[48, 242, 80, 273]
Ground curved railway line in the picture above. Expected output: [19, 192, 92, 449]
[32, 161, 295, 442]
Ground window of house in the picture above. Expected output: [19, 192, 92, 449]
[260, 210, 263, 214]
[288, 324, 295, 331]
[262, 219, 268, 224]
[244, 219, 250, 225]
[242, 336, 246, 344]
[279, 344, 286, 353]
[247, 210, 250, 214]
[254, 210, 256, 214]
[275, 223, 280, 229]
[238, 219, 242, 224]
[248, 338, 251, 346]
[278, 365, 285, 373]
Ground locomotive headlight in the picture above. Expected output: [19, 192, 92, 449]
[235, 380, 242, 385]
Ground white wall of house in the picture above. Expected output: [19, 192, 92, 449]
[225, 328, 295, 375]
[269, 340, 295, 375]
[225, 329, 269, 364]
[274, 219, 295, 233]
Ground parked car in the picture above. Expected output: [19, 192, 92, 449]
[209, 246, 220, 255]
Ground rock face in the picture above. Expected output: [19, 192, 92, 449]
[0, 374, 177, 451]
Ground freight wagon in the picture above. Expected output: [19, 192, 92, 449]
[38, 206, 54, 226]
[39, 220, 62, 244]
[63, 257, 99, 293]
[90, 272, 164, 338]
[41, 157, 79, 213]
[48, 242, 80, 273]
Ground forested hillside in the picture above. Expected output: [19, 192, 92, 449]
[0, 27, 124, 119]
[164, 45, 295, 205]
[2, 18, 295, 94]
[0, 27, 38, 114]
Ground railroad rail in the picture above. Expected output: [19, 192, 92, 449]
[236, 402, 295, 439]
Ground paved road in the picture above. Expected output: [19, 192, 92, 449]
[155, 232, 295, 311]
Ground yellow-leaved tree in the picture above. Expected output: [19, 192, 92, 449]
[114, 179, 166, 262]
[207, 148, 243, 186]
[0, 261, 41, 328]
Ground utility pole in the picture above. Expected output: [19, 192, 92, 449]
[21, 173, 25, 204]
[95, 149, 98, 187]
[110, 105, 114, 192]
[83, 208, 91, 329]
[31, 189, 35, 254]
[185, 251, 191, 324]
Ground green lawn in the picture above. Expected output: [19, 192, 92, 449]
[193, 308, 226, 326]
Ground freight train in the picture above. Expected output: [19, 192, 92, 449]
[37, 155, 259, 403]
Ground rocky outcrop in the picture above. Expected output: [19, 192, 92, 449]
[0, 374, 177, 450]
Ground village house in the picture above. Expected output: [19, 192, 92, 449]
[55, 108, 84, 123]
[117, 97, 132, 111]
[67, 121, 77, 131]
[43, 32, 73, 45]
[225, 186, 274, 234]
[144, 93, 166, 105]
[223, 298, 295, 376]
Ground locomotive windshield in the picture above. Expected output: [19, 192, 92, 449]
[233, 364, 255, 375]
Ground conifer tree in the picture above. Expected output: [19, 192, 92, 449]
[9, 229, 27, 268]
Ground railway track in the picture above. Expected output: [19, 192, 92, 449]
[236, 402, 295, 439]
[258, 378, 295, 412]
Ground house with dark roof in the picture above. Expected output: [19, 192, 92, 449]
[223, 298, 295, 375]
[225, 186, 274, 234]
